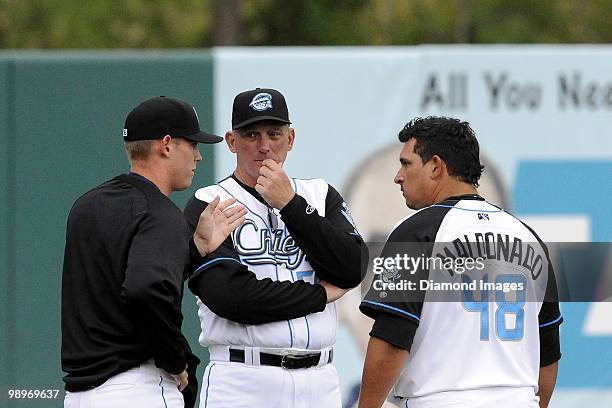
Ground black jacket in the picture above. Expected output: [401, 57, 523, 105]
[61, 173, 198, 396]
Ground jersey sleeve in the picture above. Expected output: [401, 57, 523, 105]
[359, 225, 426, 327]
[517, 219, 564, 367]
[538, 251, 563, 366]
[369, 312, 419, 351]
[359, 205, 451, 350]
[279, 184, 368, 288]
[184, 194, 327, 325]
[359, 213, 437, 332]
[520, 222, 564, 367]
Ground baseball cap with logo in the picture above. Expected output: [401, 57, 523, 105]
[123, 96, 223, 143]
[231, 88, 291, 129]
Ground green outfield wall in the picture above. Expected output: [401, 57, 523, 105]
[0, 51, 216, 407]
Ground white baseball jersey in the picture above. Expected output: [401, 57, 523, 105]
[193, 176, 337, 351]
[185, 174, 365, 408]
[361, 195, 562, 407]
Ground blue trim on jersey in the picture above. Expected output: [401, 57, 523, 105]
[288, 265, 295, 282]
[204, 363, 215, 408]
[223, 178, 301, 355]
[539, 315, 563, 328]
[429, 204, 503, 213]
[284, 178, 297, 243]
[291, 178, 298, 193]
[361, 300, 421, 321]
[274, 260, 280, 281]
[304, 316, 311, 349]
[284, 179, 297, 282]
[287, 320, 294, 347]
[284, 178, 297, 239]
[158, 376, 168, 408]
[217, 183, 271, 229]
[194, 257, 241, 275]
[289, 177, 311, 349]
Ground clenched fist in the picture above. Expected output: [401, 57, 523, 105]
[255, 159, 296, 209]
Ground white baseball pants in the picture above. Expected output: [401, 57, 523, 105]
[199, 361, 341, 408]
[64, 359, 184, 408]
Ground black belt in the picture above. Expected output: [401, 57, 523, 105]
[229, 348, 333, 369]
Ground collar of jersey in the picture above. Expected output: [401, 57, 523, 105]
[430, 194, 504, 213]
[442, 194, 484, 202]
[230, 173, 269, 206]
[124, 172, 162, 193]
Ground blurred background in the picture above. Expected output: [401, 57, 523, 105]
[2, 0, 612, 47]
[1, 1, 611, 407]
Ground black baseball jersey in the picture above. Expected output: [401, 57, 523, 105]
[360, 195, 562, 401]
[61, 173, 192, 391]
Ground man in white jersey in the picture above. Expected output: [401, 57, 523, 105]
[358, 117, 562, 408]
[184, 88, 368, 407]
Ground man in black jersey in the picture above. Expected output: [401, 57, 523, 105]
[61, 96, 246, 408]
[359, 117, 562, 408]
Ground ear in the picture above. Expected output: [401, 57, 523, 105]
[430, 155, 445, 179]
[287, 128, 295, 151]
[225, 131, 237, 153]
[159, 135, 173, 157]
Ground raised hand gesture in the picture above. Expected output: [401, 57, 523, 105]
[193, 196, 247, 256]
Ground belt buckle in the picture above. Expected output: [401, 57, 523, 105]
[280, 353, 300, 369]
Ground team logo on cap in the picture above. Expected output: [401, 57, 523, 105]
[249, 93, 273, 111]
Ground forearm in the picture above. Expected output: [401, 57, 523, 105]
[359, 336, 409, 408]
[280, 194, 367, 288]
[538, 362, 558, 408]
[307, 235, 367, 288]
[189, 260, 327, 324]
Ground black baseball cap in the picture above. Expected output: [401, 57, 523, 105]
[123, 96, 223, 143]
[232, 88, 291, 129]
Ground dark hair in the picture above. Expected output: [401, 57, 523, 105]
[398, 116, 484, 187]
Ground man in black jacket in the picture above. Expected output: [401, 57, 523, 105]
[61, 96, 246, 408]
